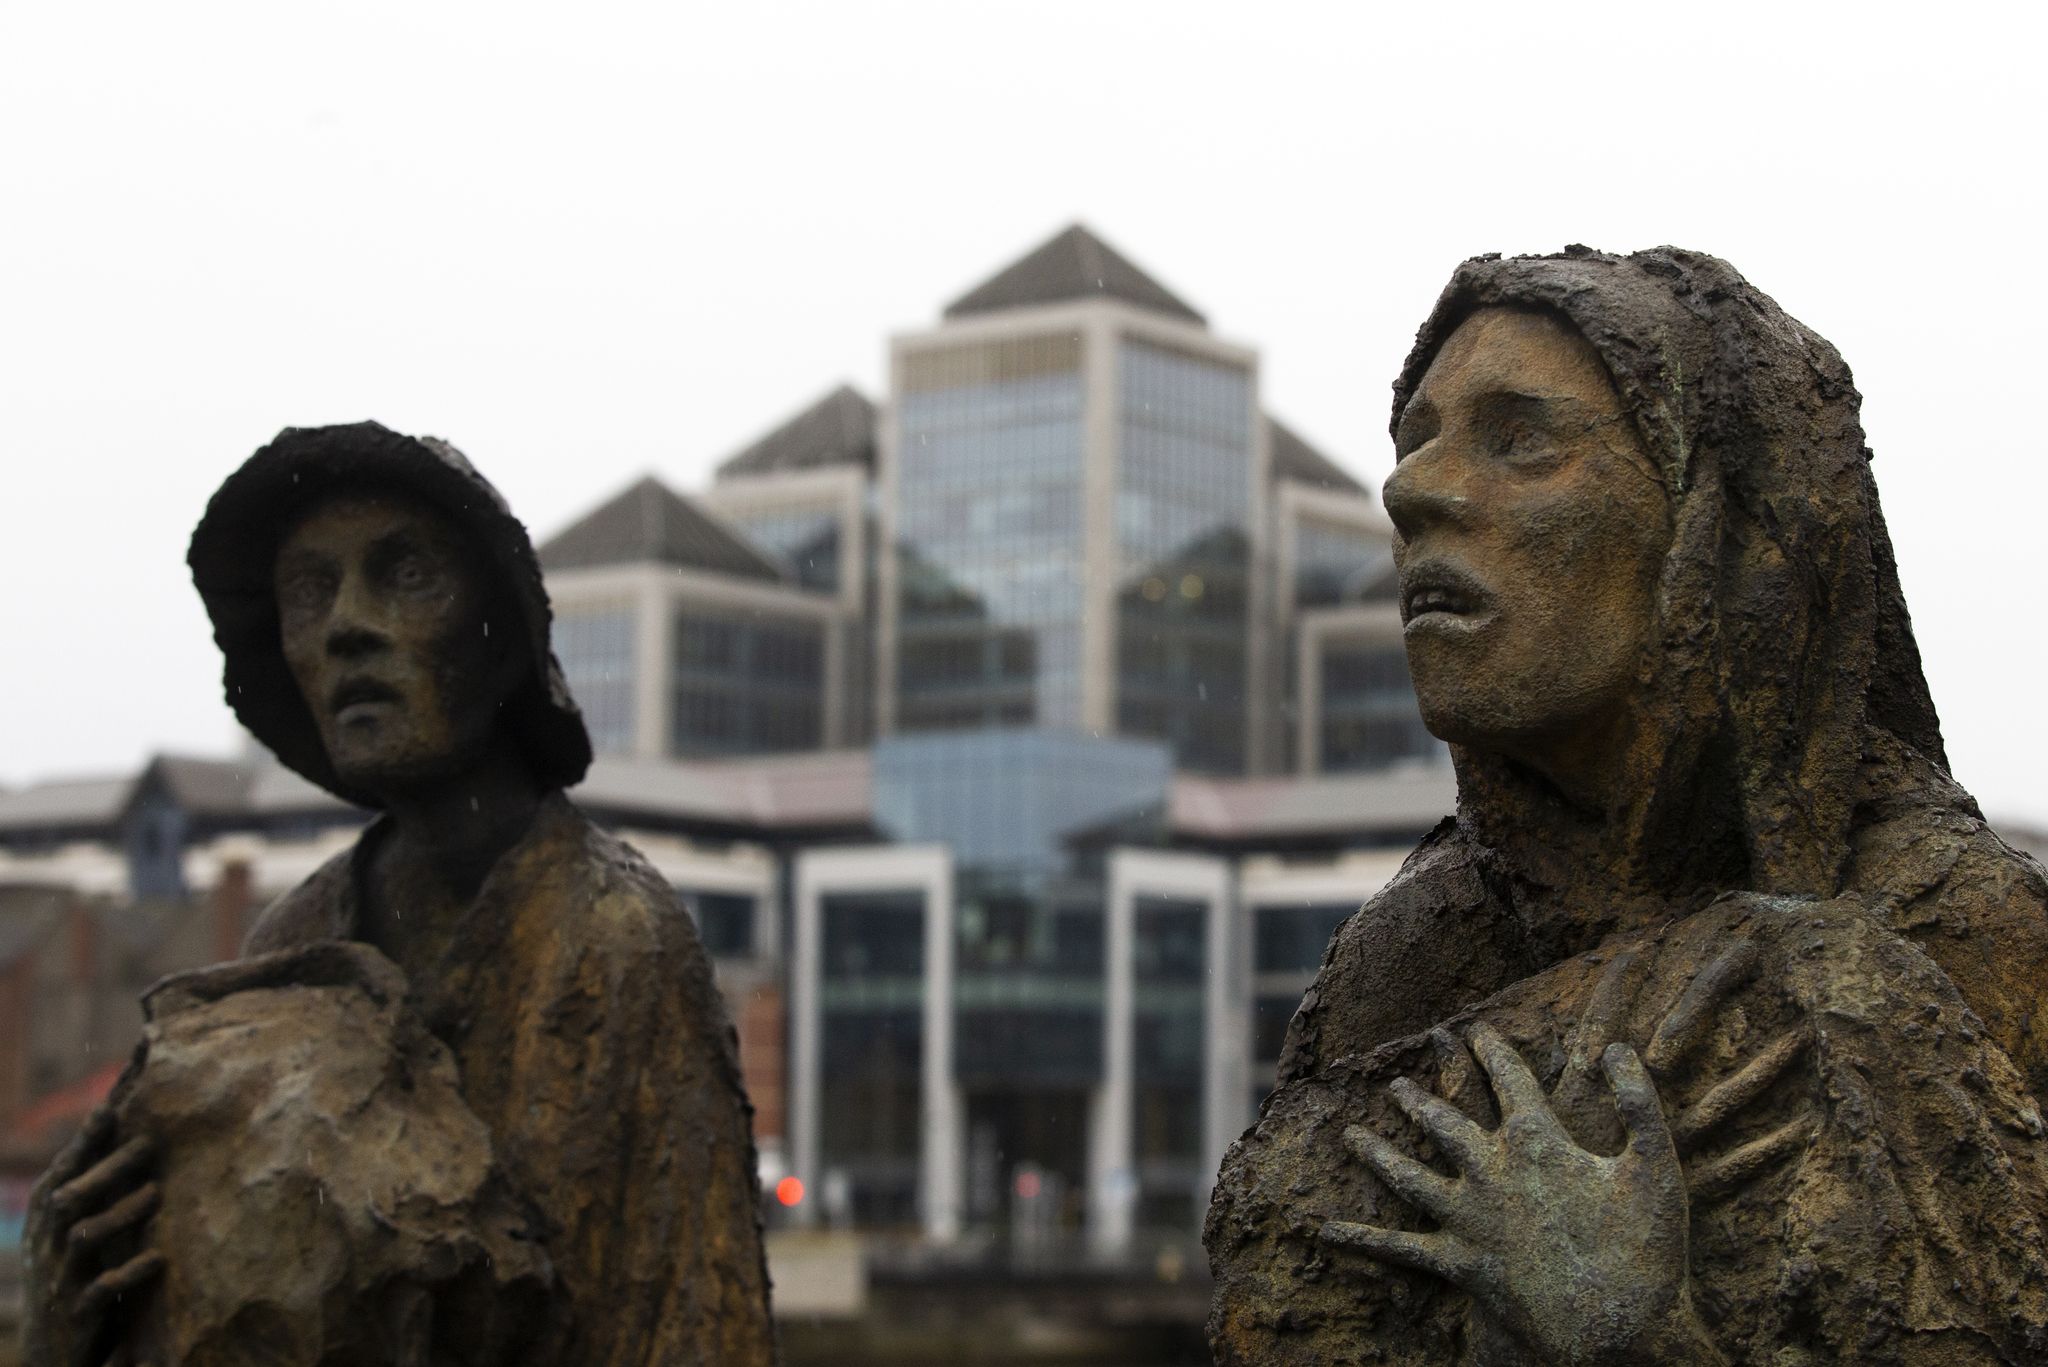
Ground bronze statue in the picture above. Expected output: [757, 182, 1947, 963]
[23, 423, 776, 1365]
[1207, 250, 2048, 1364]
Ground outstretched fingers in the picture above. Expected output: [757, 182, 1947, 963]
[1387, 1076, 1488, 1171]
[72, 1249, 163, 1322]
[53, 1138, 155, 1222]
[1321, 1220, 1479, 1286]
[62, 1183, 159, 1282]
[1673, 1029, 1809, 1151]
[1602, 1043, 1677, 1168]
[1343, 1125, 1456, 1220]
[1466, 1024, 1555, 1130]
[1645, 940, 1757, 1075]
[1688, 1117, 1813, 1201]
[1565, 951, 1637, 1074]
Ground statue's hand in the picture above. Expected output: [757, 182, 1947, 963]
[1323, 1024, 1724, 1367]
[23, 1103, 164, 1367]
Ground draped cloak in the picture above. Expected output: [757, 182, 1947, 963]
[1204, 248, 2048, 1365]
[235, 794, 777, 1366]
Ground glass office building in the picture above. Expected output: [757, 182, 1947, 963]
[529, 223, 1453, 1260]
[894, 335, 1087, 734]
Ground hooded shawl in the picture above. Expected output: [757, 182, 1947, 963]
[1206, 248, 2048, 1365]
[187, 422, 592, 808]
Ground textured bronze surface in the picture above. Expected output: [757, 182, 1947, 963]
[1207, 249, 2048, 1365]
[23, 424, 774, 1366]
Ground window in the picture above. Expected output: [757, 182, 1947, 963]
[685, 890, 755, 958]
[1318, 642, 1443, 771]
[896, 335, 1086, 735]
[554, 606, 636, 754]
[1115, 339, 1254, 773]
[670, 607, 825, 757]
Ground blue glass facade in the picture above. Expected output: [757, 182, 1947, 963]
[1295, 517, 1395, 607]
[1319, 642, 1441, 772]
[819, 889, 926, 1226]
[1115, 340, 1255, 773]
[1133, 894, 1207, 1226]
[726, 506, 843, 592]
[670, 608, 825, 757]
[1252, 901, 1356, 1068]
[872, 731, 1170, 876]
[553, 606, 636, 755]
[895, 335, 1086, 733]
[875, 732, 1173, 1095]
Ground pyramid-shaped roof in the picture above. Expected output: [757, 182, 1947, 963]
[944, 224, 1206, 326]
[539, 476, 783, 581]
[715, 384, 876, 482]
[1267, 416, 1365, 495]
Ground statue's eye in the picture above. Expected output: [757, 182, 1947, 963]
[1491, 420, 1554, 466]
[391, 554, 433, 591]
[277, 567, 336, 616]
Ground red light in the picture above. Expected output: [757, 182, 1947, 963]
[775, 1176, 804, 1207]
[1015, 1171, 1042, 1200]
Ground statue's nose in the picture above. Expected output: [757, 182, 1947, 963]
[1381, 443, 1473, 539]
[323, 572, 389, 658]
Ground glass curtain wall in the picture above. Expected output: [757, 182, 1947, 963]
[553, 605, 636, 755]
[727, 506, 843, 593]
[1115, 340, 1254, 773]
[1250, 901, 1356, 1112]
[1319, 643, 1440, 771]
[671, 608, 825, 757]
[895, 334, 1086, 732]
[1294, 517, 1394, 608]
[819, 890, 926, 1226]
[1131, 894, 1207, 1228]
[680, 889, 756, 959]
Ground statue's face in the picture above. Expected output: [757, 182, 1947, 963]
[1384, 308, 1671, 789]
[274, 493, 512, 795]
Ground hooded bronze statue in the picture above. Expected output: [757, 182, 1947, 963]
[23, 424, 776, 1366]
[1206, 249, 2048, 1365]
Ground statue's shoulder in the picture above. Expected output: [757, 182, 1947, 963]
[240, 842, 359, 957]
[1280, 821, 1522, 1083]
[518, 799, 720, 989]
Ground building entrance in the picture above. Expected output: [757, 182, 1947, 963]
[964, 1086, 1090, 1235]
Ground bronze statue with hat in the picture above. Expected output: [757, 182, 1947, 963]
[22, 422, 776, 1366]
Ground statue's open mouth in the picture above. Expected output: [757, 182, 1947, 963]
[1400, 564, 1490, 625]
[330, 677, 402, 718]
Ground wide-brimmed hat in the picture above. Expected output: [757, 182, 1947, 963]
[187, 421, 592, 807]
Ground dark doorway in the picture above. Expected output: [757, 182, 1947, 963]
[965, 1087, 1091, 1231]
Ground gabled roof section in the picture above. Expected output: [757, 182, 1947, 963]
[1268, 416, 1365, 495]
[944, 223, 1206, 326]
[539, 476, 784, 581]
[126, 755, 253, 819]
[715, 385, 876, 483]
[0, 776, 132, 831]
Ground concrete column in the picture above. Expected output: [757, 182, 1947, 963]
[1090, 853, 1137, 1259]
[789, 846, 958, 1240]
[1097, 848, 1236, 1255]
[790, 853, 825, 1228]
[1080, 309, 1120, 736]
[634, 572, 672, 759]
[1296, 614, 1321, 776]
[1202, 863, 1251, 1211]
[920, 851, 962, 1242]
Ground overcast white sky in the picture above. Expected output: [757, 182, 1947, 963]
[4, 2, 2044, 825]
